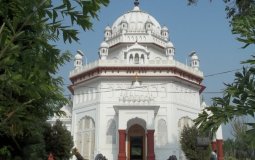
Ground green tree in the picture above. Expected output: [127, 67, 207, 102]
[44, 120, 73, 160]
[187, 0, 255, 133]
[194, 62, 255, 132]
[223, 119, 255, 160]
[0, 0, 109, 159]
[231, 118, 255, 160]
[224, 138, 236, 159]
[231, 118, 255, 159]
[180, 126, 211, 160]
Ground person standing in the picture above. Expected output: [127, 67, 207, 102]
[210, 150, 217, 160]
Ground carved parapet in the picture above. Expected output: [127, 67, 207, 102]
[119, 94, 153, 104]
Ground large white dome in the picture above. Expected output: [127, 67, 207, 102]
[111, 6, 162, 35]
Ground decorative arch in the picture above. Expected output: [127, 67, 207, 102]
[106, 119, 116, 144]
[134, 53, 139, 64]
[127, 119, 146, 160]
[129, 54, 133, 63]
[141, 54, 145, 64]
[76, 116, 95, 160]
[157, 119, 168, 146]
[178, 116, 193, 129]
[178, 116, 194, 136]
[127, 117, 146, 131]
[178, 117, 193, 159]
[124, 43, 150, 64]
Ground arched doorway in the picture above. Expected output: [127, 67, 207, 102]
[128, 124, 145, 160]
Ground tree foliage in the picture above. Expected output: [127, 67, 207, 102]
[187, 0, 255, 133]
[224, 119, 255, 159]
[44, 120, 73, 160]
[223, 0, 255, 48]
[195, 66, 255, 132]
[224, 139, 236, 160]
[0, 0, 109, 159]
[180, 126, 211, 160]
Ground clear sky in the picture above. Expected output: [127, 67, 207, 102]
[57, 0, 254, 138]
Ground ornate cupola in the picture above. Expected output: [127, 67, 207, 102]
[165, 41, 175, 60]
[190, 51, 200, 70]
[104, 26, 112, 40]
[120, 16, 128, 34]
[145, 16, 153, 34]
[74, 50, 83, 69]
[99, 41, 109, 60]
[161, 26, 169, 40]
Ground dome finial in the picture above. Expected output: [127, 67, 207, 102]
[134, 0, 139, 6]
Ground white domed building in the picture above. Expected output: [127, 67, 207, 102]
[68, 1, 223, 160]
[47, 104, 72, 132]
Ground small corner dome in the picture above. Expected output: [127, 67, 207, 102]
[166, 41, 174, 48]
[121, 16, 128, 23]
[75, 53, 83, 59]
[100, 41, 109, 48]
[105, 26, 111, 31]
[162, 26, 168, 31]
[146, 16, 152, 24]
[191, 53, 199, 60]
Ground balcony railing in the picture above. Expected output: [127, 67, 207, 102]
[70, 59, 203, 78]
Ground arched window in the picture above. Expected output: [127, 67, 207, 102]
[141, 54, 145, 64]
[76, 116, 95, 160]
[178, 117, 193, 160]
[178, 117, 193, 136]
[129, 54, 133, 63]
[134, 53, 139, 64]
[157, 119, 168, 146]
[106, 119, 116, 144]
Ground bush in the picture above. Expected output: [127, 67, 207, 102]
[180, 125, 211, 160]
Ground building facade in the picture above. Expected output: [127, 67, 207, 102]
[47, 104, 72, 132]
[68, 1, 222, 160]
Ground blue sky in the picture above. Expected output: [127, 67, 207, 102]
[57, 0, 254, 138]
